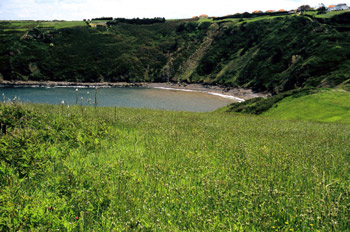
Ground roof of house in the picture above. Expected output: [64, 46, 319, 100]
[328, 5, 336, 8]
[200, 14, 208, 17]
[266, 10, 275, 13]
[278, 9, 286, 12]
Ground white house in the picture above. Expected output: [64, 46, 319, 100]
[328, 3, 349, 11]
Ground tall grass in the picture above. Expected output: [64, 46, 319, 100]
[1, 103, 349, 231]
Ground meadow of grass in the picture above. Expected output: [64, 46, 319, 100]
[37, 21, 85, 29]
[0, 21, 38, 33]
[241, 15, 289, 23]
[4, 21, 38, 29]
[0, 21, 84, 32]
[1, 102, 349, 231]
[314, 10, 350, 18]
[262, 89, 350, 123]
[196, 15, 288, 24]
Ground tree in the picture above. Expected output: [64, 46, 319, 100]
[242, 12, 252, 18]
[298, 5, 312, 13]
[317, 4, 327, 14]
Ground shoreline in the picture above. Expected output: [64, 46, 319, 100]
[0, 80, 270, 101]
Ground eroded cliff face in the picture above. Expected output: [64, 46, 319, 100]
[172, 23, 220, 82]
[1, 14, 350, 92]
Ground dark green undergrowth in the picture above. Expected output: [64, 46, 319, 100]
[1, 103, 350, 231]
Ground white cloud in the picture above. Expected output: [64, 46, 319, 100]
[0, 0, 341, 20]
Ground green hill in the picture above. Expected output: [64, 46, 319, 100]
[261, 89, 350, 123]
[225, 86, 350, 123]
[1, 12, 350, 92]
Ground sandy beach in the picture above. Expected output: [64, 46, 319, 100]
[0, 80, 269, 102]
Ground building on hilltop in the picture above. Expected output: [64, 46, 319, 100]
[199, 14, 209, 18]
[328, 3, 349, 11]
[89, 22, 107, 28]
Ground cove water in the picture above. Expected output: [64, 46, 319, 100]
[0, 87, 236, 112]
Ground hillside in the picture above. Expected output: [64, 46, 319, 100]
[261, 89, 350, 123]
[1, 12, 350, 93]
[225, 87, 350, 123]
[1, 102, 350, 231]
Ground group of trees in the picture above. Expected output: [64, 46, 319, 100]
[297, 5, 313, 12]
[107, 17, 166, 25]
[91, 17, 113, 21]
[83, 17, 166, 25]
[213, 11, 289, 21]
[213, 3, 328, 21]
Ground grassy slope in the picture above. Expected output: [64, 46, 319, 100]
[1, 103, 350, 231]
[262, 89, 350, 123]
[37, 21, 86, 29]
[226, 87, 350, 123]
[307, 10, 350, 18]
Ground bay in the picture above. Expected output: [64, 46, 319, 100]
[0, 87, 236, 112]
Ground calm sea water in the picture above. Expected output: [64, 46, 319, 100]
[0, 87, 236, 112]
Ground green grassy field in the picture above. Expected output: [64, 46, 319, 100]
[313, 10, 350, 18]
[0, 20, 85, 32]
[37, 21, 85, 29]
[262, 89, 350, 123]
[1, 102, 349, 231]
[0, 21, 38, 33]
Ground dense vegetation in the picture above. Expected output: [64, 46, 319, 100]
[1, 102, 350, 231]
[213, 10, 290, 20]
[1, 11, 350, 93]
[107, 17, 166, 25]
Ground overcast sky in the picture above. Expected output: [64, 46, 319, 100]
[0, 0, 339, 20]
